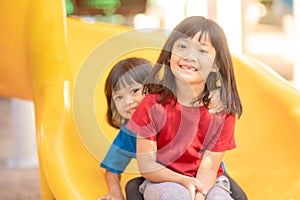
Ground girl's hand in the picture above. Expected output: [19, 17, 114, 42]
[195, 191, 206, 200]
[98, 195, 113, 200]
[181, 176, 207, 200]
[208, 88, 224, 113]
[98, 192, 124, 200]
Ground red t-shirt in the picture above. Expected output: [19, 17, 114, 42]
[126, 93, 236, 177]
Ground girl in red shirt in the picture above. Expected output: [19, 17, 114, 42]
[126, 16, 243, 200]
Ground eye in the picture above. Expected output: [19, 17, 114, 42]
[199, 48, 208, 53]
[177, 44, 187, 49]
[174, 38, 188, 49]
[114, 95, 123, 101]
[130, 88, 140, 94]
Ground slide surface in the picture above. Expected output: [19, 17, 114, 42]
[1, 1, 300, 199]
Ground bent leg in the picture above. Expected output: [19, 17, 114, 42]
[224, 173, 248, 200]
[139, 179, 191, 200]
[125, 176, 145, 200]
[206, 175, 233, 200]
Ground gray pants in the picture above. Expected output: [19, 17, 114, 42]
[139, 175, 233, 200]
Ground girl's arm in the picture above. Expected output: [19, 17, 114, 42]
[100, 170, 124, 200]
[137, 137, 207, 199]
[195, 150, 224, 200]
[99, 127, 135, 200]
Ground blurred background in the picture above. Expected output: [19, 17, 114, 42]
[65, 0, 297, 81]
[0, 0, 299, 199]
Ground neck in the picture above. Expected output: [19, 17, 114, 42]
[175, 81, 205, 106]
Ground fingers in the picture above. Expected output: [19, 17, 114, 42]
[183, 177, 207, 199]
[208, 89, 224, 113]
[188, 186, 196, 200]
[195, 192, 206, 200]
[192, 178, 207, 196]
[183, 178, 197, 199]
[208, 88, 220, 100]
[98, 195, 113, 200]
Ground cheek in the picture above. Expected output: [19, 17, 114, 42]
[170, 54, 180, 68]
[198, 55, 214, 79]
[114, 101, 123, 113]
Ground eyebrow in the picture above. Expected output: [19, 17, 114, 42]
[127, 84, 142, 90]
[198, 34, 211, 45]
[199, 41, 210, 46]
[112, 90, 122, 95]
[177, 37, 189, 42]
[114, 83, 142, 92]
[180, 37, 210, 47]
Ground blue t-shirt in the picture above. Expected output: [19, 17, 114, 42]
[100, 123, 136, 174]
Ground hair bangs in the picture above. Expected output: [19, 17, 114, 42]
[113, 67, 146, 92]
[113, 75, 135, 92]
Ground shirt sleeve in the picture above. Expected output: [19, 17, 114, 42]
[205, 112, 236, 152]
[100, 126, 136, 174]
[126, 94, 166, 140]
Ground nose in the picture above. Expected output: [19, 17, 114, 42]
[182, 47, 198, 63]
[125, 94, 134, 105]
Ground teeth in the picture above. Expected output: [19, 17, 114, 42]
[180, 65, 197, 72]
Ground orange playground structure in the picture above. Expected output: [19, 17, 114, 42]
[1, 1, 300, 199]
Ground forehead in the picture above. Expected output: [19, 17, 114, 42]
[113, 79, 141, 93]
[113, 75, 138, 91]
[194, 31, 211, 42]
[176, 31, 212, 46]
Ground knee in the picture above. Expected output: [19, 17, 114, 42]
[160, 192, 191, 200]
[125, 180, 136, 193]
[206, 193, 225, 200]
[206, 187, 233, 200]
[125, 177, 144, 193]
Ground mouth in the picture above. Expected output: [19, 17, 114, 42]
[179, 64, 198, 72]
[126, 107, 137, 115]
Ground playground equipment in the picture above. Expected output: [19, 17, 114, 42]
[1, 0, 300, 199]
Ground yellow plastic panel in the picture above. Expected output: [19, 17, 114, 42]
[227, 56, 300, 199]
[0, 0, 32, 99]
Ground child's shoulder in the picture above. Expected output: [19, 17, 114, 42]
[143, 93, 161, 102]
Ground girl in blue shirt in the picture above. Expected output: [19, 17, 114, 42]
[99, 57, 152, 200]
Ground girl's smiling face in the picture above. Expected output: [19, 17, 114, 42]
[170, 31, 216, 86]
[112, 81, 144, 120]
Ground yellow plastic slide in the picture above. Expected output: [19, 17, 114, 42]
[1, 0, 300, 199]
